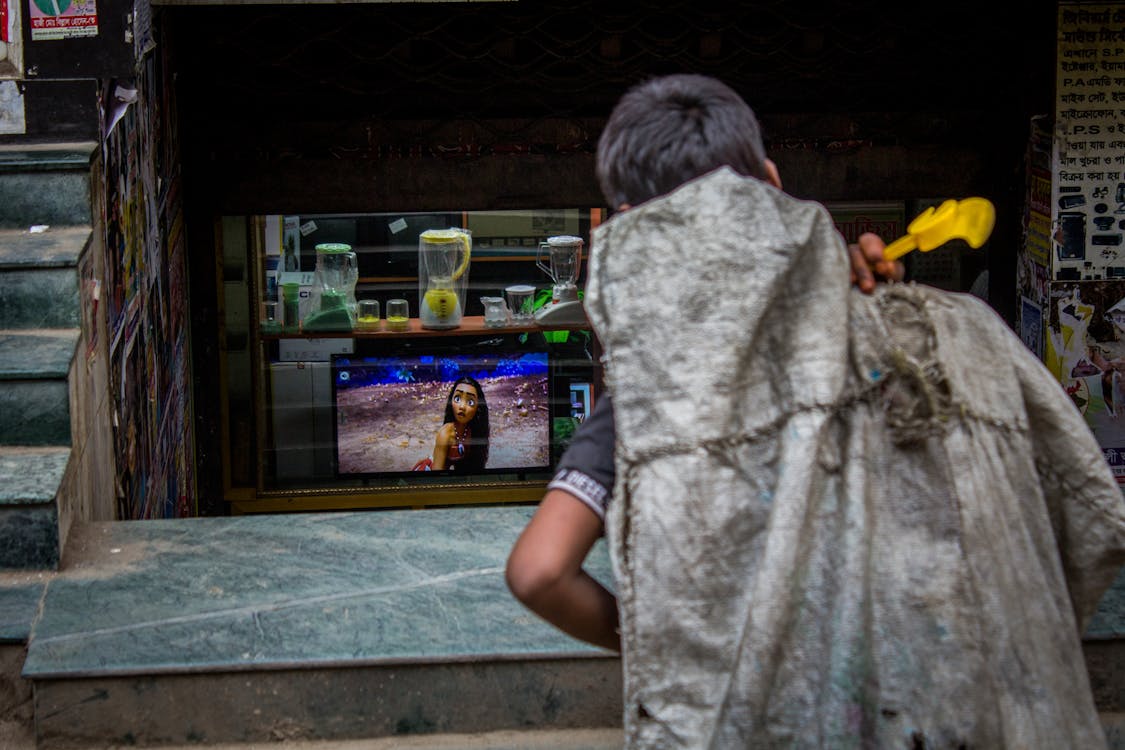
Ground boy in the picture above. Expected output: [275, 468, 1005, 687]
[507, 74, 1125, 748]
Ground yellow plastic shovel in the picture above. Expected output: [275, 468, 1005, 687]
[882, 197, 996, 262]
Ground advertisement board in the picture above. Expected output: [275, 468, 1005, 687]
[1046, 279, 1125, 482]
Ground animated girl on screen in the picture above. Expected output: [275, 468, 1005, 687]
[413, 376, 491, 472]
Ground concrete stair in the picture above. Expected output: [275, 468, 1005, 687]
[0, 142, 89, 745]
[0, 144, 96, 573]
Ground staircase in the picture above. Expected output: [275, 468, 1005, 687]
[0, 142, 95, 571]
[0, 141, 96, 747]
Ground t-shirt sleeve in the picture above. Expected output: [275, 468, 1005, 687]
[548, 393, 616, 520]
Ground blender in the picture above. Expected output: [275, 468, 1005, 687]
[303, 243, 358, 332]
[533, 235, 587, 326]
[419, 228, 472, 330]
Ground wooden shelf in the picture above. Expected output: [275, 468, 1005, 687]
[259, 315, 590, 339]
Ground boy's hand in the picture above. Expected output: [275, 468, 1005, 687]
[849, 232, 905, 294]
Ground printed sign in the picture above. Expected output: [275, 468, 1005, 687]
[1052, 4, 1125, 278]
[1046, 279, 1125, 482]
[29, 0, 97, 40]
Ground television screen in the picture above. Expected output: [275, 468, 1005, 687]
[332, 335, 552, 477]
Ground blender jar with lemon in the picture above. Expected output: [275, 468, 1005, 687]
[418, 228, 471, 330]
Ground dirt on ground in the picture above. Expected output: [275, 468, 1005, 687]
[335, 375, 551, 475]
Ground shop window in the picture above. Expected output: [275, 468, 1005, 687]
[220, 209, 604, 513]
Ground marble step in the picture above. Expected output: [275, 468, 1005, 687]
[0, 572, 48, 642]
[14, 506, 1125, 747]
[0, 225, 88, 329]
[0, 142, 96, 230]
[22, 508, 622, 747]
[0, 330, 77, 447]
[0, 447, 66, 569]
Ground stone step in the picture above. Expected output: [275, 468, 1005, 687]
[0, 142, 96, 230]
[0, 329, 78, 381]
[0, 725, 626, 750]
[0, 330, 78, 447]
[12, 505, 1125, 748]
[0, 226, 89, 329]
[21, 508, 622, 747]
[0, 579, 48, 644]
[0, 447, 66, 569]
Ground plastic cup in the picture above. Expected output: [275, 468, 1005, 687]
[386, 298, 410, 331]
[505, 285, 536, 322]
[357, 299, 381, 331]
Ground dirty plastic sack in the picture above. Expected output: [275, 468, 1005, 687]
[584, 167, 1125, 749]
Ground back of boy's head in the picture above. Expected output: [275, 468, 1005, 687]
[596, 73, 770, 209]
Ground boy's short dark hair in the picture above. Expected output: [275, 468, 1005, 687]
[595, 73, 771, 209]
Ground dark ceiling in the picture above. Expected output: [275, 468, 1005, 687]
[165, 1, 1056, 129]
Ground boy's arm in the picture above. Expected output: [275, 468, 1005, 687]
[506, 396, 619, 651]
[506, 488, 620, 652]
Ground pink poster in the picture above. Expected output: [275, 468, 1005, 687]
[29, 0, 98, 40]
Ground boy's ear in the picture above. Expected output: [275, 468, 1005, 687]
[764, 159, 782, 189]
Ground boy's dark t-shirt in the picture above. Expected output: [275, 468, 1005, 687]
[549, 394, 615, 520]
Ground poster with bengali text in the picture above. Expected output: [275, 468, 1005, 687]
[1053, 4, 1125, 279]
[29, 0, 97, 40]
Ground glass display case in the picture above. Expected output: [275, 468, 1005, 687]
[219, 209, 605, 513]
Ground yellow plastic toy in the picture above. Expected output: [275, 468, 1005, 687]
[882, 197, 996, 262]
